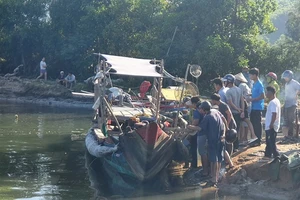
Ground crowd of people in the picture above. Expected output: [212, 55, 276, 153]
[185, 67, 300, 188]
[36, 57, 76, 90]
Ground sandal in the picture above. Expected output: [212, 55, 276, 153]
[203, 180, 218, 188]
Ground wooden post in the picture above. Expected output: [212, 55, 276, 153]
[296, 108, 299, 138]
[174, 64, 190, 127]
[155, 60, 164, 123]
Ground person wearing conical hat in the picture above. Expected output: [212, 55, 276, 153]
[235, 73, 256, 143]
[241, 66, 253, 89]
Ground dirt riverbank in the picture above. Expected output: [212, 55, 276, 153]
[181, 136, 300, 200]
[0, 76, 93, 109]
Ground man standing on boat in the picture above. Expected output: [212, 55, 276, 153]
[185, 96, 204, 169]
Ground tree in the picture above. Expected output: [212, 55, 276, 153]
[0, 0, 48, 75]
[286, 1, 300, 41]
[0, 0, 285, 84]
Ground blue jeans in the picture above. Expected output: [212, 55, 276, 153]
[265, 129, 279, 157]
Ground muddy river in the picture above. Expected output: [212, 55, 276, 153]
[0, 101, 248, 200]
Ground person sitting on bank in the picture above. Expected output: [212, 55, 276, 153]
[65, 72, 76, 90]
[56, 71, 66, 86]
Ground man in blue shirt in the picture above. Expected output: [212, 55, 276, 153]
[248, 68, 265, 144]
[188, 101, 226, 188]
[187, 96, 204, 168]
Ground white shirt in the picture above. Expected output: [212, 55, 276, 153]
[284, 79, 300, 108]
[40, 61, 46, 69]
[265, 98, 281, 132]
[65, 74, 76, 82]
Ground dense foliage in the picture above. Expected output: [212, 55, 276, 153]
[0, 0, 299, 83]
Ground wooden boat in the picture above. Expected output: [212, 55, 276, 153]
[85, 54, 190, 196]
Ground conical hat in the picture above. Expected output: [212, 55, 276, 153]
[235, 73, 248, 83]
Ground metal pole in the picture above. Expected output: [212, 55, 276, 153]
[155, 60, 164, 123]
[174, 64, 190, 127]
[166, 26, 178, 57]
[103, 97, 123, 135]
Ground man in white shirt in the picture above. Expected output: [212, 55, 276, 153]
[65, 72, 76, 90]
[212, 78, 228, 103]
[36, 57, 47, 80]
[264, 86, 281, 158]
[281, 70, 300, 137]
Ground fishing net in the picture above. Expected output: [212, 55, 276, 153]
[119, 122, 176, 181]
[87, 122, 188, 194]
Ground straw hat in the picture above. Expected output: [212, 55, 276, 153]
[235, 73, 248, 83]
[185, 100, 192, 107]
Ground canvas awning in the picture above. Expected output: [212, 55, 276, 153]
[101, 54, 163, 77]
[161, 88, 181, 101]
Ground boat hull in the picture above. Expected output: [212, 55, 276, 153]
[85, 122, 189, 195]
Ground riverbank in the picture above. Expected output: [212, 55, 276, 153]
[221, 139, 300, 200]
[182, 137, 300, 200]
[0, 76, 93, 109]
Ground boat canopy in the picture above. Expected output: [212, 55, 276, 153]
[101, 54, 163, 77]
[161, 88, 181, 101]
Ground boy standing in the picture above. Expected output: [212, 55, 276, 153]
[265, 86, 281, 158]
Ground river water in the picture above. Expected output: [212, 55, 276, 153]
[0, 101, 93, 200]
[0, 101, 247, 200]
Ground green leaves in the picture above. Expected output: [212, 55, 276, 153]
[1, 0, 298, 84]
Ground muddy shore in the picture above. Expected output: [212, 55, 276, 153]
[0, 76, 93, 109]
[181, 139, 300, 200]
